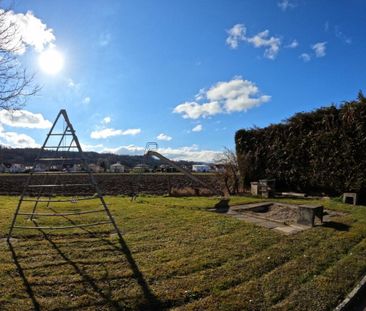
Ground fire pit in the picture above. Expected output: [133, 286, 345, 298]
[230, 202, 323, 227]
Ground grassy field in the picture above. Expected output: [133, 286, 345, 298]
[1, 195, 366, 310]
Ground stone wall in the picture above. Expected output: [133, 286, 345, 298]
[0, 173, 222, 196]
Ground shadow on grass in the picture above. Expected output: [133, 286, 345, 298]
[322, 221, 350, 231]
[212, 198, 231, 213]
[7, 228, 163, 310]
[7, 241, 41, 311]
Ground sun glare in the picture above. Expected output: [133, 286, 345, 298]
[38, 49, 64, 75]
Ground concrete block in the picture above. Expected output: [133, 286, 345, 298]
[297, 205, 324, 227]
[343, 192, 358, 205]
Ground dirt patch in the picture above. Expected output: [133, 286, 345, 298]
[245, 204, 299, 223]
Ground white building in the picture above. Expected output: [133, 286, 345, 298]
[9, 163, 25, 173]
[110, 162, 125, 173]
[192, 164, 211, 172]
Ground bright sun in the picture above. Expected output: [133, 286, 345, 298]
[38, 49, 64, 75]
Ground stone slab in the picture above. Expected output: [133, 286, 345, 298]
[273, 226, 300, 235]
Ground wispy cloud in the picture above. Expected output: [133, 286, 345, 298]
[324, 21, 330, 32]
[174, 77, 270, 119]
[103, 144, 222, 162]
[90, 128, 141, 139]
[102, 116, 111, 125]
[99, 32, 111, 47]
[226, 24, 281, 59]
[334, 26, 352, 44]
[277, 0, 297, 11]
[299, 53, 311, 62]
[312, 42, 327, 57]
[156, 133, 172, 141]
[192, 124, 203, 132]
[0, 9, 55, 54]
[285, 39, 298, 48]
[82, 96, 91, 104]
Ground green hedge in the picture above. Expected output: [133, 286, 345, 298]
[235, 92, 366, 195]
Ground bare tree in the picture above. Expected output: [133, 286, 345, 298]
[0, 7, 39, 110]
[215, 148, 241, 195]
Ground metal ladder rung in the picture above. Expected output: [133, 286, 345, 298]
[14, 221, 112, 230]
[18, 209, 106, 216]
[44, 146, 79, 149]
[48, 133, 74, 136]
[28, 184, 93, 188]
[22, 196, 99, 202]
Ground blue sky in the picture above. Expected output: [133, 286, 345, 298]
[0, 0, 366, 162]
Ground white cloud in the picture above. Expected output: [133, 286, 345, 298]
[246, 30, 281, 59]
[173, 101, 222, 119]
[158, 145, 221, 162]
[102, 116, 111, 125]
[277, 0, 296, 11]
[299, 53, 311, 62]
[0, 110, 52, 128]
[0, 124, 39, 148]
[312, 42, 327, 57]
[173, 77, 270, 119]
[0, 9, 55, 54]
[192, 124, 203, 132]
[90, 128, 141, 139]
[226, 24, 246, 49]
[157, 133, 172, 141]
[82, 96, 91, 104]
[286, 40, 298, 48]
[102, 144, 145, 155]
[81, 143, 104, 152]
[0, 132, 39, 148]
[226, 24, 281, 59]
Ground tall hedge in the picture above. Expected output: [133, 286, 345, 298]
[235, 92, 366, 195]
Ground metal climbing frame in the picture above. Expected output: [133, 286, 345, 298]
[7, 109, 123, 241]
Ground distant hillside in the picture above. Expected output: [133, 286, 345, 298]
[0, 147, 198, 168]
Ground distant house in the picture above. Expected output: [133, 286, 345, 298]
[9, 163, 25, 173]
[71, 164, 83, 172]
[49, 164, 62, 172]
[131, 163, 150, 173]
[24, 166, 33, 173]
[192, 164, 211, 173]
[110, 162, 125, 173]
[0, 163, 6, 173]
[34, 164, 46, 172]
[159, 164, 177, 173]
[88, 163, 104, 173]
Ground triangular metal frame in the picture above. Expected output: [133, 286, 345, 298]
[7, 109, 123, 241]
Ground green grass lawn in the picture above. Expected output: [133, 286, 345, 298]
[1, 195, 366, 310]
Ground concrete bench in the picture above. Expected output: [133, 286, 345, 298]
[297, 205, 324, 227]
